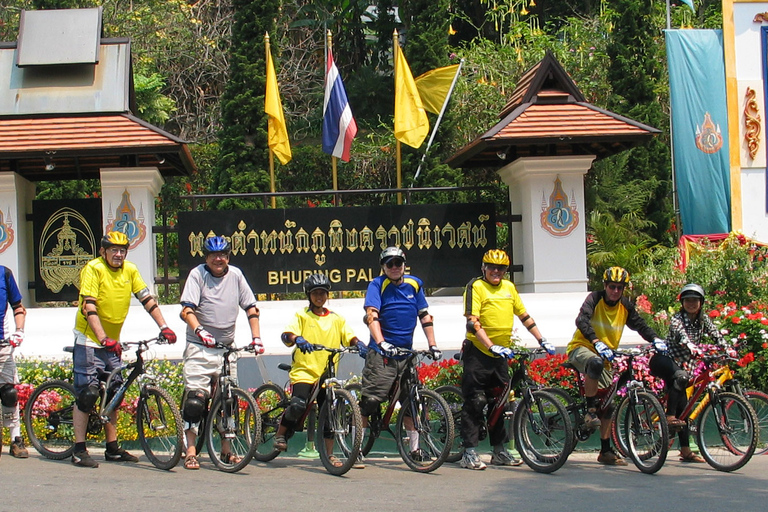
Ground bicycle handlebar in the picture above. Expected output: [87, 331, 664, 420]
[310, 344, 360, 354]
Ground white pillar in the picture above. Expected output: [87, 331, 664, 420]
[100, 168, 164, 296]
[0, 173, 35, 305]
[497, 155, 595, 293]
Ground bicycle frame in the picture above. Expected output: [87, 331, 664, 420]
[98, 339, 158, 423]
[677, 356, 736, 424]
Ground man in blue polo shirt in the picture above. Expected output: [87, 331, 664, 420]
[358, 247, 441, 465]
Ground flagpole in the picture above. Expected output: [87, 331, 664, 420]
[412, 59, 464, 184]
[327, 30, 340, 206]
[265, 33, 277, 209]
[393, 30, 403, 205]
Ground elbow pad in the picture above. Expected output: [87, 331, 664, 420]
[364, 310, 379, 326]
[466, 318, 481, 334]
[281, 332, 294, 346]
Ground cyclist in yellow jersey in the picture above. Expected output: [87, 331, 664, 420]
[459, 249, 554, 470]
[566, 266, 666, 466]
[273, 274, 362, 467]
[71, 231, 177, 468]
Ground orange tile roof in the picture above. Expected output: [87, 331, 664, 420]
[0, 113, 194, 179]
[446, 51, 660, 169]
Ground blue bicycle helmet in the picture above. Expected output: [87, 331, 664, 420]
[203, 236, 231, 255]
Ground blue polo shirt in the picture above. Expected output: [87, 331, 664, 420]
[364, 274, 428, 351]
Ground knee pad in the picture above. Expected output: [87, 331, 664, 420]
[76, 385, 100, 412]
[672, 370, 690, 392]
[464, 393, 488, 417]
[0, 384, 17, 407]
[358, 396, 380, 417]
[585, 357, 604, 380]
[182, 389, 209, 424]
[283, 396, 307, 423]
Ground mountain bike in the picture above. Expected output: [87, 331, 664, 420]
[252, 344, 362, 476]
[545, 347, 669, 474]
[187, 342, 262, 473]
[435, 347, 573, 474]
[23, 338, 184, 470]
[612, 350, 758, 472]
[348, 347, 454, 473]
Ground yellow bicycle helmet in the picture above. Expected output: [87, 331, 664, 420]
[482, 249, 510, 267]
[602, 266, 629, 285]
[101, 231, 129, 249]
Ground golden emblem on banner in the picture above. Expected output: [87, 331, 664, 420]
[39, 209, 96, 293]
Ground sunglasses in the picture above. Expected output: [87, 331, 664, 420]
[385, 259, 405, 268]
[485, 264, 508, 272]
[606, 283, 625, 291]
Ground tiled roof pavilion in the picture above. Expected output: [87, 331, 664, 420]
[446, 51, 661, 168]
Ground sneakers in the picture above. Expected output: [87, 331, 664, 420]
[410, 448, 431, 463]
[353, 453, 365, 469]
[105, 448, 139, 462]
[72, 450, 99, 468]
[490, 449, 523, 466]
[273, 435, 288, 452]
[10, 437, 28, 458]
[583, 409, 601, 429]
[597, 449, 628, 466]
[460, 450, 487, 470]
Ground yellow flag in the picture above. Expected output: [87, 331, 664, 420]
[265, 47, 291, 164]
[415, 64, 460, 115]
[394, 44, 428, 148]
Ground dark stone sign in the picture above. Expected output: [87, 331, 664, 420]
[32, 199, 102, 302]
[178, 203, 496, 293]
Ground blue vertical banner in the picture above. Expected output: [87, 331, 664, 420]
[666, 29, 731, 235]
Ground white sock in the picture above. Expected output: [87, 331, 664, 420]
[407, 430, 419, 451]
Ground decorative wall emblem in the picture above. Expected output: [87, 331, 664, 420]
[0, 208, 14, 254]
[39, 209, 95, 293]
[695, 112, 724, 154]
[105, 189, 146, 249]
[743, 87, 761, 160]
[540, 177, 579, 237]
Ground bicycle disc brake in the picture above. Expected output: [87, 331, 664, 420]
[87, 413, 103, 435]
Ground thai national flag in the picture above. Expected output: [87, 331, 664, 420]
[322, 48, 357, 162]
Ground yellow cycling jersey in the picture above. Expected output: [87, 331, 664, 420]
[567, 294, 629, 353]
[75, 257, 148, 344]
[464, 277, 527, 357]
[285, 307, 356, 385]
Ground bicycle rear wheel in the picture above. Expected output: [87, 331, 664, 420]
[513, 390, 572, 474]
[204, 387, 261, 472]
[317, 388, 363, 476]
[743, 389, 768, 455]
[136, 385, 184, 470]
[395, 389, 454, 473]
[697, 391, 758, 471]
[622, 392, 669, 474]
[23, 380, 77, 460]
[251, 383, 286, 462]
[434, 385, 464, 463]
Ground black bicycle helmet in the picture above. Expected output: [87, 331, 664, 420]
[203, 236, 231, 255]
[679, 283, 705, 302]
[304, 273, 331, 296]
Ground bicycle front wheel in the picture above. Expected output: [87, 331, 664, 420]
[317, 388, 363, 476]
[611, 395, 631, 458]
[697, 391, 758, 472]
[622, 392, 669, 474]
[204, 387, 261, 472]
[743, 389, 768, 455]
[136, 385, 184, 470]
[251, 383, 287, 462]
[395, 389, 454, 473]
[434, 385, 464, 463]
[23, 380, 77, 460]
[543, 387, 579, 455]
[513, 390, 572, 474]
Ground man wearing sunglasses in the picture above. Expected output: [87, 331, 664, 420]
[459, 249, 554, 470]
[358, 246, 441, 465]
[566, 266, 665, 466]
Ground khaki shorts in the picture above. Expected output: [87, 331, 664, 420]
[568, 345, 613, 389]
[0, 345, 17, 385]
[360, 350, 409, 403]
[183, 342, 237, 392]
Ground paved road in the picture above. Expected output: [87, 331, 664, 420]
[3, 449, 767, 512]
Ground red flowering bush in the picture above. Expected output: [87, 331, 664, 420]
[708, 302, 768, 391]
[527, 354, 579, 397]
[417, 358, 463, 388]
